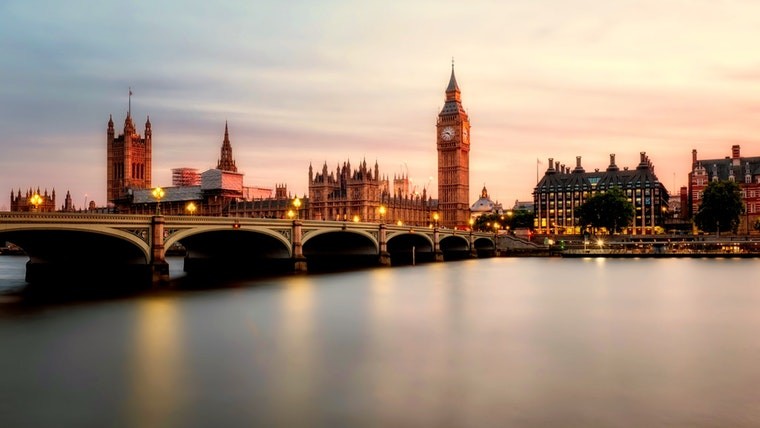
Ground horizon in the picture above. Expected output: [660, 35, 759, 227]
[3, 0, 760, 210]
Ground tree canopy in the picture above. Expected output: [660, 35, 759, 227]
[694, 180, 743, 233]
[472, 210, 533, 232]
[576, 187, 634, 235]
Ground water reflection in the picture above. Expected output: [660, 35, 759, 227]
[2, 257, 760, 426]
[125, 297, 184, 428]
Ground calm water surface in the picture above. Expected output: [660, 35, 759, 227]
[1, 256, 760, 427]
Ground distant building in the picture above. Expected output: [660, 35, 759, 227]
[470, 185, 503, 219]
[533, 153, 669, 235]
[10, 188, 56, 212]
[512, 200, 534, 213]
[306, 159, 434, 226]
[689, 145, 760, 234]
[172, 168, 201, 187]
[117, 123, 280, 216]
[107, 109, 152, 206]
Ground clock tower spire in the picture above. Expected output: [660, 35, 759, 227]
[436, 61, 470, 228]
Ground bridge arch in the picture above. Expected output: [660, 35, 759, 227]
[301, 229, 380, 271]
[386, 231, 436, 265]
[167, 226, 294, 278]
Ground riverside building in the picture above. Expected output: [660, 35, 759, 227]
[533, 152, 669, 235]
[689, 145, 760, 235]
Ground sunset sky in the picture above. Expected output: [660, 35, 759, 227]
[3, 0, 760, 210]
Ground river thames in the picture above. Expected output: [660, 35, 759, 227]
[1, 255, 760, 427]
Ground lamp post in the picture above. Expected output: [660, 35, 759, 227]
[293, 196, 302, 219]
[469, 217, 474, 231]
[433, 212, 439, 228]
[287, 209, 295, 220]
[353, 214, 360, 223]
[185, 202, 197, 216]
[152, 187, 165, 215]
[379, 205, 386, 224]
[29, 193, 43, 212]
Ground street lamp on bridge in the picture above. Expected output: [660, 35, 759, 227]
[185, 201, 197, 216]
[292, 196, 302, 219]
[432, 212, 439, 228]
[152, 187, 165, 215]
[379, 205, 386, 223]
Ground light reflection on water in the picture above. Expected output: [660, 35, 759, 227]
[1, 257, 760, 427]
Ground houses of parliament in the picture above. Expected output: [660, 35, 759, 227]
[13, 65, 474, 228]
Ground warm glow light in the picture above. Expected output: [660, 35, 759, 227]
[353, 215, 360, 222]
[152, 187, 165, 215]
[287, 209, 295, 219]
[433, 212, 439, 221]
[597, 239, 604, 249]
[293, 197, 301, 209]
[396, 220, 403, 226]
[29, 193, 43, 210]
[152, 187, 165, 200]
[379, 205, 386, 216]
[185, 202, 197, 215]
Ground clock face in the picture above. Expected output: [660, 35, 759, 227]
[441, 126, 455, 141]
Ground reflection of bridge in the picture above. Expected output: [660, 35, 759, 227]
[0, 213, 497, 287]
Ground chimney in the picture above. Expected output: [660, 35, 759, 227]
[692, 149, 697, 166]
[732, 145, 741, 166]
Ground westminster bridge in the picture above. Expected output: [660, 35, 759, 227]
[0, 213, 497, 288]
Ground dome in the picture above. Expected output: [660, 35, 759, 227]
[470, 185, 499, 213]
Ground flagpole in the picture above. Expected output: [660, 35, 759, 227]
[128, 87, 132, 116]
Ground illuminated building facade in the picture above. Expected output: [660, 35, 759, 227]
[533, 153, 669, 235]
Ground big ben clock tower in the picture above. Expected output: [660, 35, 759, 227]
[437, 61, 470, 228]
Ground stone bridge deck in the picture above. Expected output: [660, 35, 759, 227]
[0, 213, 497, 288]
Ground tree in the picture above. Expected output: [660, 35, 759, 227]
[576, 187, 634, 235]
[694, 180, 743, 234]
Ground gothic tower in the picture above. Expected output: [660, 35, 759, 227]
[217, 121, 238, 172]
[436, 61, 470, 228]
[107, 92, 152, 205]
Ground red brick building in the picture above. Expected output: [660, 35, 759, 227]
[688, 145, 760, 235]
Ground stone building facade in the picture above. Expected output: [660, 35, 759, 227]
[436, 63, 471, 229]
[533, 153, 669, 235]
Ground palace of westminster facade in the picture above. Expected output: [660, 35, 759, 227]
[12, 63, 760, 236]
[94, 64, 473, 228]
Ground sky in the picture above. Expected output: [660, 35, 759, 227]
[3, 0, 760, 211]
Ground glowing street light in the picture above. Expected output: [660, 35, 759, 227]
[353, 215, 360, 223]
[469, 217, 474, 231]
[293, 196, 302, 219]
[152, 187, 165, 215]
[185, 201, 197, 216]
[287, 209, 295, 219]
[396, 220, 403, 226]
[432, 212, 439, 228]
[379, 205, 386, 223]
[29, 193, 43, 212]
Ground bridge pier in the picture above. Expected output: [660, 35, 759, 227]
[469, 232, 478, 258]
[292, 220, 308, 273]
[433, 227, 444, 262]
[378, 224, 391, 266]
[150, 215, 170, 287]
